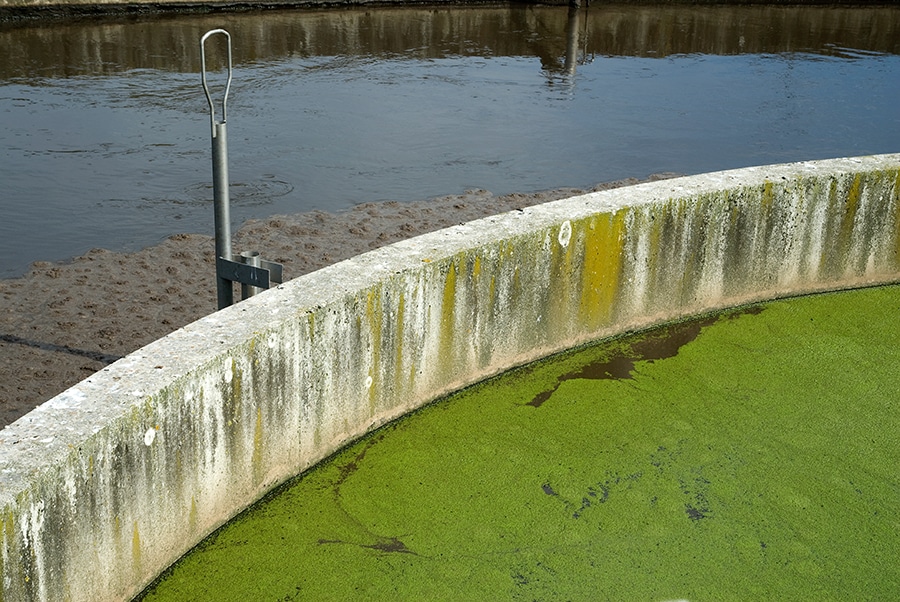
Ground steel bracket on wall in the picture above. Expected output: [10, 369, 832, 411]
[217, 252, 284, 296]
[201, 29, 284, 310]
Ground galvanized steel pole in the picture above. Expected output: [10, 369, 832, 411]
[201, 29, 234, 309]
[239, 250, 263, 298]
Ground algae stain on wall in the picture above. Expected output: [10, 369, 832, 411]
[470, 253, 499, 370]
[814, 169, 900, 279]
[438, 259, 458, 379]
[838, 173, 863, 262]
[137, 284, 900, 601]
[578, 210, 626, 331]
[131, 522, 142, 578]
[8, 156, 900, 602]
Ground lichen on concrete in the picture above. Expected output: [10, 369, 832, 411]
[1, 154, 899, 602]
[139, 283, 900, 601]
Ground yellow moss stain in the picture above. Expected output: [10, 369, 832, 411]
[188, 496, 198, 533]
[132, 521, 142, 573]
[252, 407, 264, 479]
[2, 511, 11, 552]
[579, 210, 627, 330]
[366, 288, 382, 345]
[762, 179, 775, 213]
[828, 177, 839, 207]
[306, 313, 316, 341]
[645, 206, 664, 286]
[439, 260, 458, 367]
[0, 513, 5, 594]
[839, 173, 863, 250]
[728, 189, 742, 227]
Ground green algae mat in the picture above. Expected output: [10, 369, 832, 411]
[139, 285, 900, 601]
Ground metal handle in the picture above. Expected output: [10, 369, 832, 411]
[200, 29, 232, 138]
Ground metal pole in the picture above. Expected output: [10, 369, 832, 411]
[239, 250, 263, 299]
[201, 29, 234, 309]
[212, 121, 232, 308]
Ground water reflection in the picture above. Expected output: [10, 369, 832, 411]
[0, 4, 898, 278]
[539, 4, 595, 92]
[2, 5, 897, 79]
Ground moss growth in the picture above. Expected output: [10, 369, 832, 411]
[578, 210, 626, 330]
[840, 173, 863, 248]
[439, 259, 458, 374]
[761, 178, 775, 214]
[138, 285, 900, 601]
[132, 522, 142, 576]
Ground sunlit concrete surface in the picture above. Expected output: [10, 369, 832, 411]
[1, 154, 899, 602]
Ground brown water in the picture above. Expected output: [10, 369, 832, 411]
[1, 4, 899, 277]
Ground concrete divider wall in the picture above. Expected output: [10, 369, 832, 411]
[1, 154, 899, 602]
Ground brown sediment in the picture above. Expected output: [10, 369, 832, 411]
[0, 176, 675, 429]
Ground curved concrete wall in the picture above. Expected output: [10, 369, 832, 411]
[1, 154, 899, 602]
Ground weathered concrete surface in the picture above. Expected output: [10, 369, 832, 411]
[1, 154, 899, 602]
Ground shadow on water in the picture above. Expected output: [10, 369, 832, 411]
[527, 306, 764, 407]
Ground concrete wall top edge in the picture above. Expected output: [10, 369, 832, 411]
[2, 153, 899, 505]
[2, 153, 900, 602]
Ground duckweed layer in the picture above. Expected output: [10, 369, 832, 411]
[139, 285, 900, 601]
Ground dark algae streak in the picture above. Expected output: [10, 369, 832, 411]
[527, 316, 719, 407]
[528, 306, 763, 407]
[138, 285, 900, 601]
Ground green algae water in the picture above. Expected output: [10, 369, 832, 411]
[138, 285, 900, 601]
